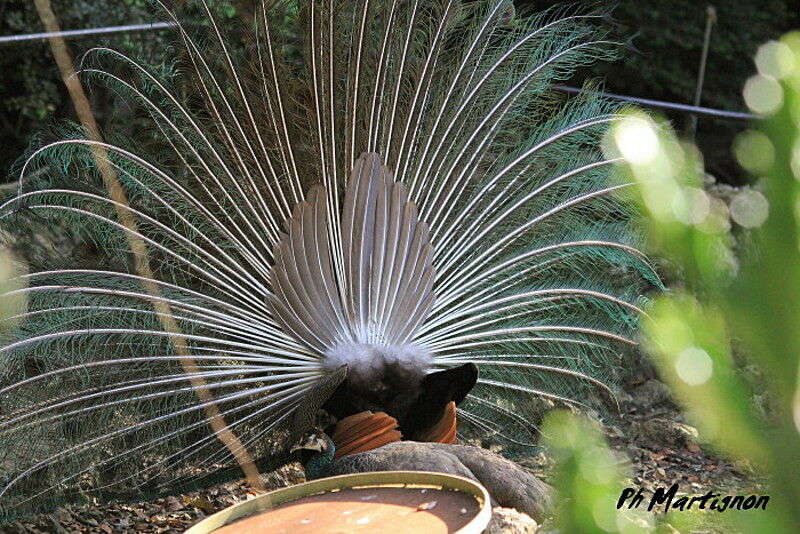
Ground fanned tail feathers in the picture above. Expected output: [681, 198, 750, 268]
[0, 0, 659, 518]
[268, 152, 435, 352]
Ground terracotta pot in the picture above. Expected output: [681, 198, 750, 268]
[184, 470, 492, 534]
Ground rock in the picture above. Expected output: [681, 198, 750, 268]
[165, 495, 184, 511]
[631, 379, 673, 409]
[602, 423, 625, 439]
[633, 418, 699, 449]
[622, 353, 659, 385]
[485, 506, 539, 534]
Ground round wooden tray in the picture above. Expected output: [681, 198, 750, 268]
[184, 471, 492, 534]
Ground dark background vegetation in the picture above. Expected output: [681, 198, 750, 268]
[1, 0, 797, 185]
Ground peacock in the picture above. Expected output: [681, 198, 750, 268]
[0, 0, 660, 519]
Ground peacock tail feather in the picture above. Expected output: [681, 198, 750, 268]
[0, 0, 660, 518]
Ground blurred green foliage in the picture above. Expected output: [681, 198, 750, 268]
[543, 411, 653, 533]
[610, 32, 799, 533]
[544, 30, 800, 534]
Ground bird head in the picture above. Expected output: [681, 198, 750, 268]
[291, 429, 336, 479]
[290, 430, 331, 454]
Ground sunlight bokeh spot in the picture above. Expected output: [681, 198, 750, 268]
[675, 347, 713, 386]
[755, 40, 795, 80]
[672, 187, 710, 225]
[591, 494, 618, 532]
[615, 508, 651, 534]
[580, 449, 617, 485]
[697, 196, 731, 234]
[791, 138, 800, 180]
[696, 405, 720, 440]
[730, 189, 769, 228]
[743, 74, 784, 115]
[614, 117, 660, 165]
[733, 130, 774, 174]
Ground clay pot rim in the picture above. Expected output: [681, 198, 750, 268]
[184, 470, 492, 534]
